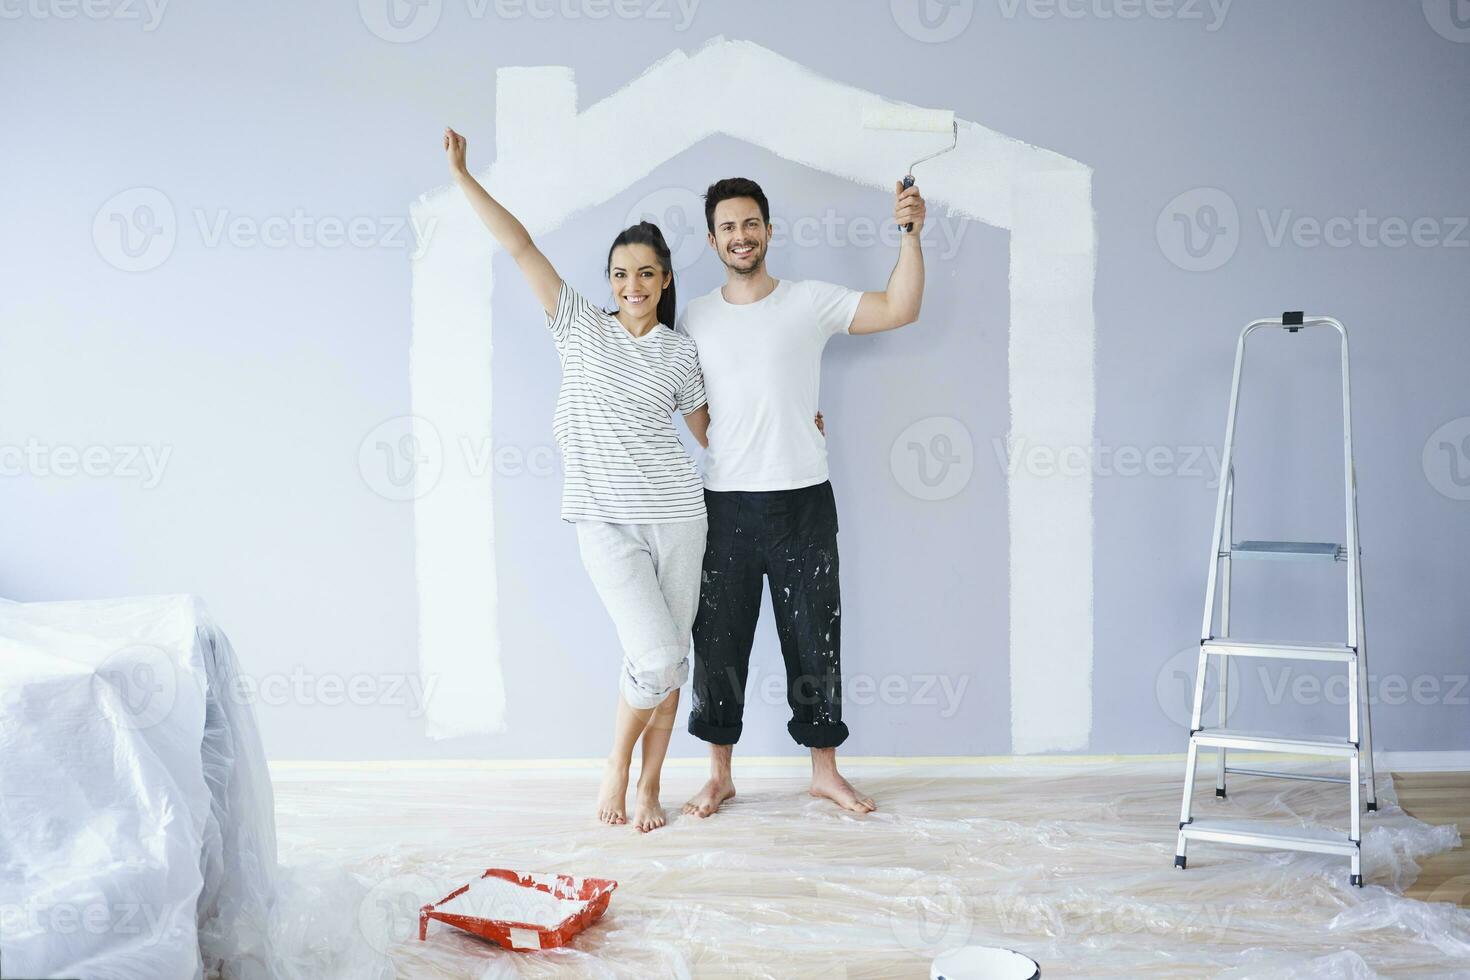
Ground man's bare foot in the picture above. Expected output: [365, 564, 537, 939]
[597, 759, 628, 825]
[681, 776, 736, 818]
[633, 781, 667, 833]
[810, 769, 876, 813]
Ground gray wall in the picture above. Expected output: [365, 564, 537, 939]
[2, 0, 1466, 761]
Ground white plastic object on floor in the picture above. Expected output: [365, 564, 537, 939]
[931, 945, 1040, 979]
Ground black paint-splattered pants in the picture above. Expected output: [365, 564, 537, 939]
[688, 480, 848, 749]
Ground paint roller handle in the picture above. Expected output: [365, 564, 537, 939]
[901, 175, 916, 233]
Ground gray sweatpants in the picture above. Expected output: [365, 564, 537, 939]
[575, 517, 708, 710]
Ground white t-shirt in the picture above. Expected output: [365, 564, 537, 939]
[546, 281, 708, 523]
[678, 279, 862, 492]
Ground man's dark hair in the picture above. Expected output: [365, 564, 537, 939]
[703, 177, 770, 235]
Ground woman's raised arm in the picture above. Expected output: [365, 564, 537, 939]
[444, 127, 560, 316]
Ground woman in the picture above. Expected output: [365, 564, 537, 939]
[445, 127, 709, 833]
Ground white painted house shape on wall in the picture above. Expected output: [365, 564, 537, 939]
[410, 37, 1095, 754]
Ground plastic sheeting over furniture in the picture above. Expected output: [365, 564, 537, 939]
[0, 595, 277, 979]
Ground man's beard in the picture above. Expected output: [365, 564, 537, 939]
[722, 241, 765, 277]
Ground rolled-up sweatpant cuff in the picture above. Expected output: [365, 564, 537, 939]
[620, 652, 689, 710]
[788, 720, 849, 749]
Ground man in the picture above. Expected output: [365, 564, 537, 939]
[678, 177, 926, 816]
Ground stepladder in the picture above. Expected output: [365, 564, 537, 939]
[1174, 312, 1377, 887]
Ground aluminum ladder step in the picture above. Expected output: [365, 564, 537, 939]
[1178, 818, 1358, 858]
[1191, 728, 1358, 758]
[1224, 540, 1345, 562]
[1201, 638, 1356, 663]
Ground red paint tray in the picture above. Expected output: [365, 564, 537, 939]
[418, 868, 618, 951]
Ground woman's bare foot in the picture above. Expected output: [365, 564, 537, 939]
[632, 780, 667, 833]
[681, 776, 736, 818]
[809, 769, 876, 813]
[597, 759, 629, 825]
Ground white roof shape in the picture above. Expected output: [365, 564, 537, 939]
[410, 37, 1095, 754]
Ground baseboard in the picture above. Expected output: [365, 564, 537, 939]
[267, 750, 1470, 780]
[1376, 751, 1470, 772]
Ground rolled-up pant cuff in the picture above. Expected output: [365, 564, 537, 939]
[788, 720, 849, 749]
[620, 653, 689, 710]
[688, 716, 742, 745]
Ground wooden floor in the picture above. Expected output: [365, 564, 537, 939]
[1393, 770, 1470, 907]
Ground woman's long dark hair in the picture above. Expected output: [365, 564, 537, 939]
[605, 221, 677, 328]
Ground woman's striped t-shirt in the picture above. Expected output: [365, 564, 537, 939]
[545, 281, 707, 524]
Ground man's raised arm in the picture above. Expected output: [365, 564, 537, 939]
[850, 181, 927, 335]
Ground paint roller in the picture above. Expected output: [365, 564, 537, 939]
[861, 105, 957, 232]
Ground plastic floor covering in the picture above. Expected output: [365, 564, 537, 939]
[265, 762, 1470, 979]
